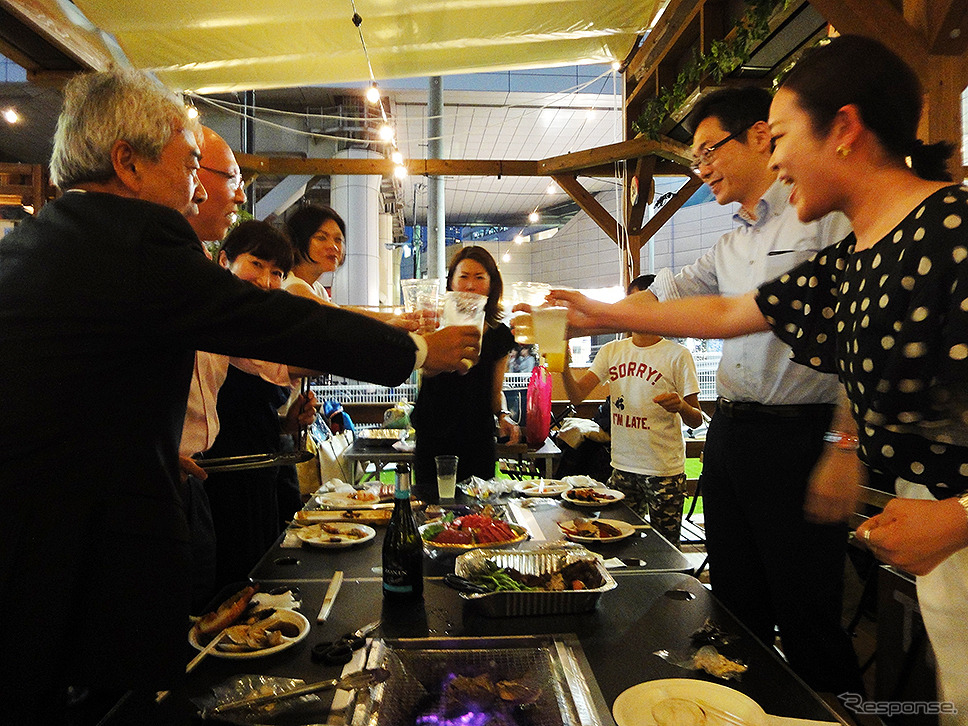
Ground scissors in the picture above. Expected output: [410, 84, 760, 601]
[311, 620, 380, 665]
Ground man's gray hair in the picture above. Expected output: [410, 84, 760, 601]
[50, 68, 195, 189]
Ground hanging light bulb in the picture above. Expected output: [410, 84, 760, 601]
[366, 83, 381, 104]
[514, 235, 524, 245]
[611, 61, 621, 71]
[545, 183, 556, 195]
[3, 108, 21, 124]
[394, 164, 408, 179]
[391, 150, 404, 165]
[185, 105, 199, 120]
[528, 211, 540, 224]
[502, 252, 511, 262]
[379, 123, 395, 141]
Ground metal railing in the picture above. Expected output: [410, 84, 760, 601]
[311, 351, 723, 404]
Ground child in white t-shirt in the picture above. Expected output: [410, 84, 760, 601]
[560, 275, 703, 545]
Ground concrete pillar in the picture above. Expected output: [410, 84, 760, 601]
[331, 148, 381, 307]
[378, 212, 394, 307]
[427, 76, 446, 281]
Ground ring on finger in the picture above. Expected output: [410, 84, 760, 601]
[863, 529, 871, 542]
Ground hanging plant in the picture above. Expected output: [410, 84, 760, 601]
[632, 0, 789, 140]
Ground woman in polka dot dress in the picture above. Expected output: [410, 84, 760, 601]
[552, 36, 968, 718]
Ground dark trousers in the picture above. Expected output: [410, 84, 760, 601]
[700, 405, 865, 695]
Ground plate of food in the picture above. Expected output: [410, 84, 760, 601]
[612, 678, 767, 726]
[420, 514, 528, 551]
[557, 518, 635, 542]
[514, 479, 570, 497]
[295, 522, 376, 549]
[561, 487, 625, 507]
[315, 489, 386, 510]
[190, 587, 310, 659]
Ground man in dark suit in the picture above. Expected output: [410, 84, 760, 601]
[0, 68, 479, 723]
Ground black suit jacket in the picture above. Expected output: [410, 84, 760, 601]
[0, 192, 417, 693]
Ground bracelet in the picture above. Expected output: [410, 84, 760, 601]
[823, 430, 860, 451]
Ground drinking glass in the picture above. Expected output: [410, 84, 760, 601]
[435, 455, 459, 501]
[531, 306, 569, 372]
[509, 282, 550, 344]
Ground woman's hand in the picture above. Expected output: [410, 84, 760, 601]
[498, 413, 521, 444]
[804, 445, 866, 523]
[857, 497, 968, 575]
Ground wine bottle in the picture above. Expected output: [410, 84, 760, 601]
[382, 463, 423, 601]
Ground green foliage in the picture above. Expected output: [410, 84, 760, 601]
[632, 0, 789, 140]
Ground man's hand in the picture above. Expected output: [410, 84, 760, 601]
[422, 325, 481, 375]
[546, 289, 610, 337]
[804, 445, 865, 523]
[387, 311, 421, 332]
[857, 497, 968, 575]
[179, 455, 207, 483]
[282, 390, 318, 435]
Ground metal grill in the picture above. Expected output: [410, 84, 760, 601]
[358, 637, 595, 726]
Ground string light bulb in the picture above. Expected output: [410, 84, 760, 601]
[185, 105, 199, 119]
[366, 83, 381, 104]
[3, 108, 21, 124]
[391, 150, 404, 165]
[502, 252, 511, 262]
[545, 183, 556, 195]
[379, 123, 395, 141]
[393, 164, 408, 179]
[514, 235, 524, 245]
[528, 211, 540, 223]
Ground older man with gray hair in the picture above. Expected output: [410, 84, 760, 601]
[0, 69, 479, 723]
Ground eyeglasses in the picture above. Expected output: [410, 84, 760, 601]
[690, 124, 753, 174]
[199, 165, 244, 190]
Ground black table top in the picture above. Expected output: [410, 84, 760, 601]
[249, 496, 691, 581]
[129, 573, 839, 725]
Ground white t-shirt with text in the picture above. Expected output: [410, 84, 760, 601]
[588, 337, 700, 476]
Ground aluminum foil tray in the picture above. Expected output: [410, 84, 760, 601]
[454, 545, 617, 617]
[356, 428, 406, 447]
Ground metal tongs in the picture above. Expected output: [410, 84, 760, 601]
[197, 451, 315, 473]
[207, 667, 389, 716]
[198, 379, 317, 473]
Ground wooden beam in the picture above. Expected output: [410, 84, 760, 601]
[626, 155, 655, 235]
[0, 0, 114, 72]
[236, 154, 538, 177]
[538, 136, 693, 176]
[636, 176, 703, 244]
[551, 174, 621, 244]
[907, 0, 968, 55]
[807, 0, 928, 75]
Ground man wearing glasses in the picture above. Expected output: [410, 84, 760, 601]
[644, 86, 861, 696]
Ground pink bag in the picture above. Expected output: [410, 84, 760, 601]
[525, 364, 552, 446]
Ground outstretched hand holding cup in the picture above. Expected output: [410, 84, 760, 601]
[421, 325, 481, 375]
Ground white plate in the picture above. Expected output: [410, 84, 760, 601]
[189, 609, 310, 660]
[561, 487, 625, 507]
[295, 522, 376, 549]
[613, 678, 768, 726]
[558, 518, 635, 543]
[514, 479, 570, 497]
[315, 490, 386, 510]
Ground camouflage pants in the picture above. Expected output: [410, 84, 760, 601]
[608, 469, 686, 547]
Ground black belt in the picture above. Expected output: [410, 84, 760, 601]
[716, 397, 833, 419]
